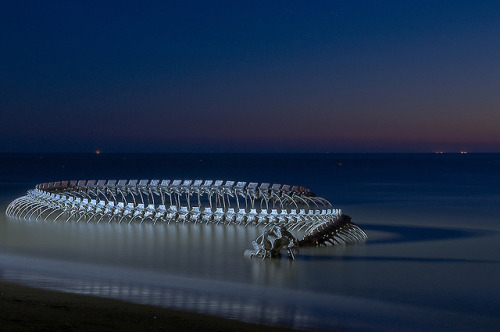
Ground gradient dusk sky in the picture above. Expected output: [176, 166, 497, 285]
[1, 1, 499, 153]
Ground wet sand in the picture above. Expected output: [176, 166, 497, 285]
[0, 280, 294, 331]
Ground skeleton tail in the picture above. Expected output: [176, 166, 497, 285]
[298, 214, 367, 247]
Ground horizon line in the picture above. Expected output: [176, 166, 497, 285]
[0, 151, 497, 155]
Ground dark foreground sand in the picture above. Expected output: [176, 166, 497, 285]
[0, 281, 294, 331]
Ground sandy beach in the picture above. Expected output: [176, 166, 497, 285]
[0, 280, 293, 331]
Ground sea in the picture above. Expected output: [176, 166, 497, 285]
[0, 153, 499, 331]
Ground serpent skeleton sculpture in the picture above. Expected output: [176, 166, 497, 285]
[6, 179, 367, 259]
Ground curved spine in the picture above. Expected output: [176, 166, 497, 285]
[6, 179, 367, 246]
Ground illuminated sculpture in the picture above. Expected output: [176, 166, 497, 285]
[6, 179, 367, 259]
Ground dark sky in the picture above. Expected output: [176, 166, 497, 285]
[1, 1, 499, 153]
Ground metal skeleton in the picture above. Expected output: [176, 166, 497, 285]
[6, 179, 367, 259]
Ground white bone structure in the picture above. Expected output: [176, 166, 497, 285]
[6, 179, 367, 255]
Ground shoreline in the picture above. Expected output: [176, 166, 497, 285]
[0, 280, 295, 331]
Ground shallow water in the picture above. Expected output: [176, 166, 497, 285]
[1, 153, 499, 331]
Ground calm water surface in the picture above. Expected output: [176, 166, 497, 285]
[1, 153, 499, 331]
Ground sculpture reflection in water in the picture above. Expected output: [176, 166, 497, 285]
[0, 265, 333, 330]
[6, 179, 367, 258]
